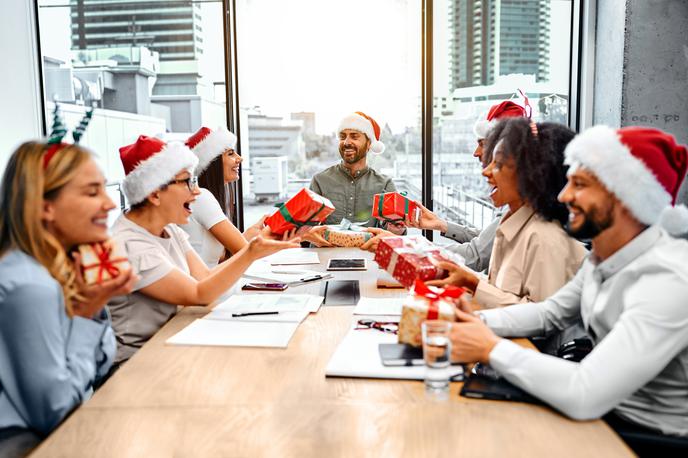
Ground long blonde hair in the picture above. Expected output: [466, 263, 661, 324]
[0, 141, 91, 316]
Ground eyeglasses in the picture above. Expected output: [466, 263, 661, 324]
[165, 176, 198, 192]
[355, 319, 399, 335]
[477, 139, 485, 148]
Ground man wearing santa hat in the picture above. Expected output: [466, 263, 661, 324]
[309, 111, 405, 234]
[446, 126, 688, 450]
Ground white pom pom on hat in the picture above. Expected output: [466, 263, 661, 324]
[338, 112, 385, 154]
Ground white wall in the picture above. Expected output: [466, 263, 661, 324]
[0, 0, 44, 175]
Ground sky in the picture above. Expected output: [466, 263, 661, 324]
[37, 0, 573, 135]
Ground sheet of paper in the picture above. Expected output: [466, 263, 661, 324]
[205, 309, 310, 323]
[166, 319, 300, 348]
[325, 325, 464, 381]
[266, 249, 320, 265]
[213, 294, 324, 313]
[353, 297, 404, 316]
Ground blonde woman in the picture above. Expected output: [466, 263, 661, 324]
[0, 139, 135, 455]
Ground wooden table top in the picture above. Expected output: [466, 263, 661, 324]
[31, 248, 633, 457]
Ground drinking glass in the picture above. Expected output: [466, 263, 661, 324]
[421, 320, 452, 393]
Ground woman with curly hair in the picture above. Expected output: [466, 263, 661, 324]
[0, 139, 135, 455]
[429, 117, 587, 308]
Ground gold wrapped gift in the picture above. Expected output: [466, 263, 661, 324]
[77, 239, 130, 285]
[397, 280, 463, 347]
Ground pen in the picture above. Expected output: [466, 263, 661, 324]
[231, 311, 280, 317]
[299, 275, 323, 282]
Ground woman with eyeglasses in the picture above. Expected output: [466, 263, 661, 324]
[107, 136, 300, 365]
[0, 138, 135, 455]
[180, 126, 265, 267]
[427, 118, 587, 309]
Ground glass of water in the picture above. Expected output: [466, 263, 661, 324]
[422, 320, 452, 393]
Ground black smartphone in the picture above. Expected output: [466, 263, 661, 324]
[327, 258, 367, 271]
[378, 343, 424, 366]
[241, 282, 288, 291]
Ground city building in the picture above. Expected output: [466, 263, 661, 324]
[448, 0, 550, 91]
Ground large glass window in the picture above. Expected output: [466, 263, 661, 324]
[234, 0, 423, 228]
[37, 0, 228, 222]
[432, 0, 573, 239]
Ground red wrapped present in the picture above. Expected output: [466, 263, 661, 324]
[398, 280, 464, 346]
[371, 192, 419, 223]
[265, 188, 335, 235]
[374, 236, 450, 288]
[77, 239, 130, 285]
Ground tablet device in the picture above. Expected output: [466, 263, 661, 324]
[378, 343, 424, 366]
[326, 258, 367, 271]
[319, 280, 360, 306]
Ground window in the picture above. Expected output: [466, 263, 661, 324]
[232, 0, 423, 228]
[37, 0, 228, 219]
[433, 0, 573, 236]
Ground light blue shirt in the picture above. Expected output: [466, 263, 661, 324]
[0, 250, 115, 435]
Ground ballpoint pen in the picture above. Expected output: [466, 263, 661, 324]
[231, 311, 280, 317]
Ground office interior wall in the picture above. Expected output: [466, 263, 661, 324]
[0, 0, 44, 175]
[593, 0, 688, 205]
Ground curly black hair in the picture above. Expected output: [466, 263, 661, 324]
[483, 117, 575, 225]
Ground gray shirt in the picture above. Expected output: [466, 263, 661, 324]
[310, 162, 396, 227]
[0, 250, 115, 434]
[443, 216, 499, 272]
[482, 225, 688, 435]
[108, 215, 193, 364]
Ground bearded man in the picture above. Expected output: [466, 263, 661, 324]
[309, 112, 405, 234]
[444, 125, 688, 454]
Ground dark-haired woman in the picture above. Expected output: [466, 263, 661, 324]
[181, 127, 264, 267]
[428, 118, 587, 308]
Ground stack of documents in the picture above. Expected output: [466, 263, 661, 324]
[352, 297, 404, 316]
[265, 248, 321, 266]
[325, 319, 464, 381]
[166, 294, 324, 348]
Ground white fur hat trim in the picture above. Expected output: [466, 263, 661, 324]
[338, 114, 385, 154]
[564, 125, 672, 226]
[193, 127, 237, 174]
[122, 141, 198, 205]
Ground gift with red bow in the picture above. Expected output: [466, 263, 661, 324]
[374, 236, 450, 288]
[371, 191, 420, 224]
[398, 280, 465, 346]
[77, 239, 130, 285]
[265, 188, 335, 235]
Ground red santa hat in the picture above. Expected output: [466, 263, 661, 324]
[185, 126, 237, 174]
[338, 111, 385, 154]
[473, 100, 528, 140]
[565, 125, 688, 235]
[119, 135, 198, 205]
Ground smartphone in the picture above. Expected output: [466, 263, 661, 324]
[327, 258, 367, 271]
[241, 282, 288, 291]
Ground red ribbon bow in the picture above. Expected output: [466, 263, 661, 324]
[82, 242, 127, 283]
[412, 279, 465, 320]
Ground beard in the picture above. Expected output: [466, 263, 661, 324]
[339, 143, 367, 164]
[564, 202, 615, 240]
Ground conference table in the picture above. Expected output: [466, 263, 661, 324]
[32, 248, 633, 457]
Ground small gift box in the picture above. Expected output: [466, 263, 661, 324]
[371, 192, 419, 223]
[323, 218, 372, 247]
[77, 239, 130, 285]
[265, 188, 335, 235]
[398, 280, 464, 346]
[374, 236, 450, 288]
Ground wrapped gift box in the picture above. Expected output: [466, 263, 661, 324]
[323, 218, 372, 247]
[265, 188, 335, 235]
[374, 236, 450, 288]
[398, 280, 464, 347]
[371, 192, 419, 223]
[77, 239, 130, 285]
